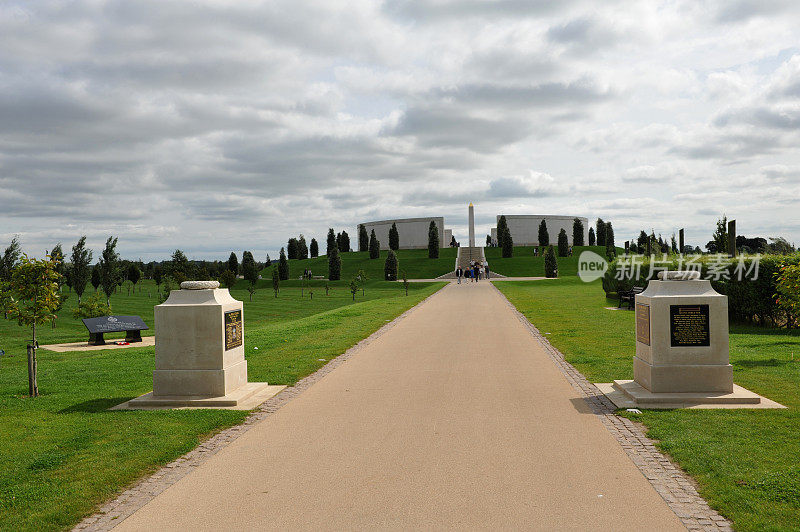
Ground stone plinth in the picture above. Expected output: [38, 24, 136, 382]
[117, 282, 283, 410]
[633, 274, 732, 393]
[597, 271, 783, 409]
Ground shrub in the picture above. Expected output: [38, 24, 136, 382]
[558, 228, 569, 257]
[428, 221, 439, 259]
[538, 219, 549, 247]
[544, 245, 558, 278]
[775, 263, 800, 327]
[72, 291, 111, 319]
[384, 250, 399, 280]
[369, 229, 380, 259]
[602, 253, 800, 326]
[328, 246, 341, 280]
[572, 218, 585, 246]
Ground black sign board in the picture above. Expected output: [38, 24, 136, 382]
[224, 310, 243, 350]
[669, 305, 710, 347]
[82, 315, 148, 345]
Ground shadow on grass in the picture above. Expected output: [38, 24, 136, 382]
[59, 397, 133, 413]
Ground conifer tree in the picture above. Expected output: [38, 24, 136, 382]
[287, 238, 298, 260]
[327, 228, 336, 255]
[358, 224, 369, 252]
[278, 247, 289, 280]
[544, 245, 558, 278]
[588, 227, 596, 246]
[310, 238, 319, 258]
[389, 223, 399, 251]
[496, 215, 509, 250]
[427, 221, 439, 259]
[605, 222, 616, 258]
[596, 218, 606, 246]
[369, 229, 380, 259]
[538, 219, 549, 247]
[272, 267, 280, 297]
[228, 252, 238, 274]
[339, 230, 350, 252]
[558, 228, 569, 257]
[572, 218, 585, 246]
[98, 237, 119, 306]
[328, 246, 341, 280]
[298, 235, 308, 259]
[384, 250, 398, 280]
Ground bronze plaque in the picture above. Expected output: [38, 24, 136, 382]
[670, 305, 710, 347]
[636, 303, 650, 346]
[224, 310, 243, 350]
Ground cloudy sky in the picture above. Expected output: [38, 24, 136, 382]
[2, 0, 800, 261]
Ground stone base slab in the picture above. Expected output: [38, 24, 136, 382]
[634, 356, 733, 393]
[595, 380, 785, 409]
[111, 382, 286, 411]
[153, 359, 248, 397]
[40, 336, 156, 352]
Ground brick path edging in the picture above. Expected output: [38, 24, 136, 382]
[73, 286, 447, 531]
[491, 283, 733, 532]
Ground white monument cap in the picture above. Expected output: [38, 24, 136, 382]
[180, 280, 220, 290]
[657, 271, 700, 281]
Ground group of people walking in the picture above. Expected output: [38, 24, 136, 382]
[455, 259, 489, 284]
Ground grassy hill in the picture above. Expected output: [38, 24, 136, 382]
[486, 245, 618, 277]
[262, 248, 457, 280]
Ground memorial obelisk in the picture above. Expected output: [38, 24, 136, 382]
[468, 203, 475, 248]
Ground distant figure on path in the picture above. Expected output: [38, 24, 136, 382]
[484, 261, 490, 279]
[456, 266, 463, 284]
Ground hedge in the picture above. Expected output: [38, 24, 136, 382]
[602, 253, 800, 326]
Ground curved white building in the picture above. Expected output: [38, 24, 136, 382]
[490, 215, 589, 247]
[359, 217, 452, 250]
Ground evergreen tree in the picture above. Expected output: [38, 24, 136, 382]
[287, 238, 298, 260]
[637, 231, 648, 253]
[278, 247, 289, 280]
[589, 227, 596, 246]
[544, 245, 558, 278]
[310, 238, 319, 258]
[328, 246, 341, 280]
[538, 219, 549, 247]
[339, 230, 351, 252]
[265, 254, 271, 266]
[605, 221, 615, 251]
[384, 250, 399, 280]
[558, 228, 569, 257]
[496, 215, 509, 250]
[596, 218, 606, 246]
[336, 232, 342, 252]
[169, 249, 191, 280]
[327, 228, 336, 255]
[389, 223, 399, 250]
[70, 236, 93, 303]
[228, 252, 239, 274]
[298, 235, 308, 259]
[358, 224, 369, 252]
[98, 237, 119, 305]
[427, 221, 439, 259]
[369, 229, 380, 259]
[501, 223, 513, 258]
[572, 218, 585, 246]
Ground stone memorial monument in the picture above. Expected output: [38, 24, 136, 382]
[116, 281, 283, 410]
[597, 271, 781, 408]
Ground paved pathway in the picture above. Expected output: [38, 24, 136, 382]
[113, 282, 685, 530]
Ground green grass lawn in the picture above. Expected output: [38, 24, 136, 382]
[265, 247, 457, 280]
[495, 278, 800, 531]
[0, 279, 444, 531]
[485, 245, 616, 277]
